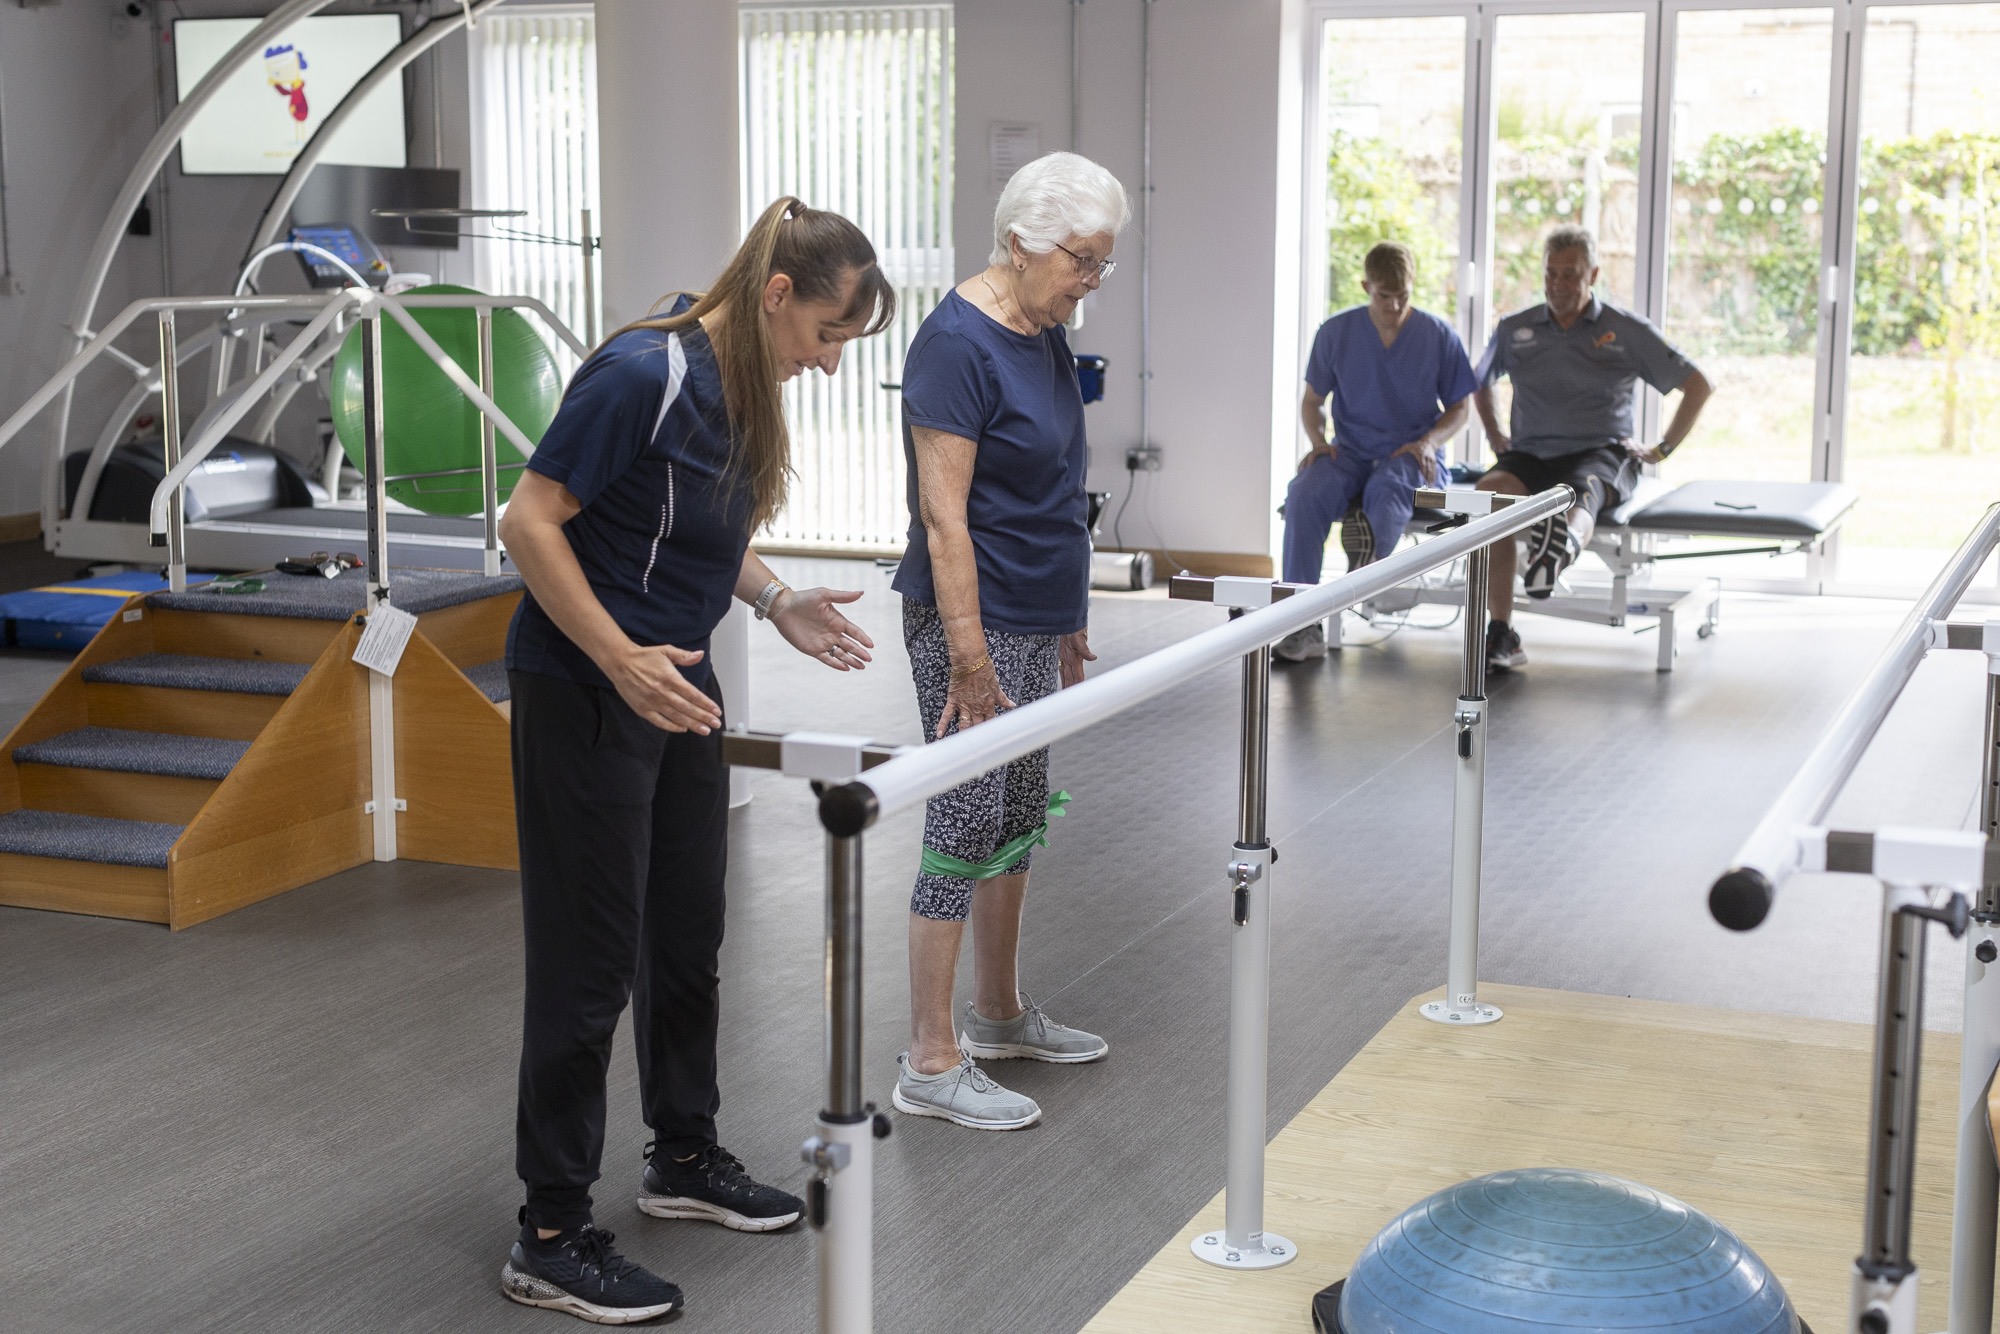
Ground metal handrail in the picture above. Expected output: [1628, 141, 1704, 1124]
[822, 487, 1572, 833]
[143, 290, 552, 541]
[1709, 500, 2000, 930]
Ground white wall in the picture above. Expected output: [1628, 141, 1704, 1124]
[954, 0, 1299, 566]
[0, 1, 161, 518]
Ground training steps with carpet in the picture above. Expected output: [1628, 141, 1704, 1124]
[0, 569, 523, 928]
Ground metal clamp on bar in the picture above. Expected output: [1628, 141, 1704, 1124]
[1413, 487, 1531, 516]
[1168, 575, 1313, 608]
[719, 729, 903, 778]
[1226, 857, 1262, 926]
[1795, 826, 1995, 893]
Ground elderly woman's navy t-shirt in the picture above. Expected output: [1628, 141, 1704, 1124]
[505, 300, 749, 692]
[892, 289, 1090, 636]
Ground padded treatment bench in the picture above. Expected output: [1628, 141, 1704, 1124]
[1356, 478, 1858, 671]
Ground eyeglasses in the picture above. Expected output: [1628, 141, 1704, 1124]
[1052, 241, 1116, 281]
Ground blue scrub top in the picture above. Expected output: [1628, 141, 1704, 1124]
[505, 298, 751, 691]
[891, 289, 1090, 637]
[1304, 306, 1478, 461]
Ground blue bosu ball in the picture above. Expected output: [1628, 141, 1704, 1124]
[1331, 1168, 1803, 1334]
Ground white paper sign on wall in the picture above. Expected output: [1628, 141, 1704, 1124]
[990, 122, 1042, 194]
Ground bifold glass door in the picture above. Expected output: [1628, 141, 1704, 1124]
[1310, 0, 2000, 592]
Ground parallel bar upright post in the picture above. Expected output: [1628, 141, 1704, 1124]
[812, 831, 872, 1334]
[1854, 888, 1930, 1334]
[477, 310, 501, 577]
[1949, 669, 2000, 1334]
[580, 208, 599, 350]
[156, 311, 188, 593]
[1423, 538, 1501, 1026]
[1192, 617, 1295, 1270]
[359, 308, 397, 862]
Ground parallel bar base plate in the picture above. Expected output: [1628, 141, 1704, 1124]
[1191, 1230, 1298, 1270]
[1419, 1000, 1503, 1026]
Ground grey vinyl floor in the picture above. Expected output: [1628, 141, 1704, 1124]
[0, 555, 1985, 1334]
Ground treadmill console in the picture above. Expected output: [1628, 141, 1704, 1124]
[288, 225, 391, 289]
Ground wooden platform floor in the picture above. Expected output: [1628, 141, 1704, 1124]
[1084, 983, 1993, 1334]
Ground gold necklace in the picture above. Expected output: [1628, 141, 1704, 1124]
[980, 271, 1034, 334]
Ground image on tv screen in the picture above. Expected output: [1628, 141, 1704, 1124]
[174, 15, 405, 176]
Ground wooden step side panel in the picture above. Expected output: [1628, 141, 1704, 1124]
[393, 629, 516, 871]
[0, 852, 169, 923]
[150, 609, 337, 664]
[85, 682, 283, 741]
[15, 764, 218, 824]
[415, 591, 519, 670]
[167, 621, 372, 929]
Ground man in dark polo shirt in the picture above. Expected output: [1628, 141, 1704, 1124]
[1472, 225, 1713, 670]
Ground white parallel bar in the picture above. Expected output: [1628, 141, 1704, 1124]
[853, 488, 1571, 821]
[1952, 920, 2000, 1334]
[376, 296, 539, 459]
[1719, 503, 2000, 901]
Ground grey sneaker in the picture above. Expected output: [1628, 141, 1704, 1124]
[959, 994, 1109, 1064]
[1274, 622, 1326, 662]
[891, 1052, 1041, 1130]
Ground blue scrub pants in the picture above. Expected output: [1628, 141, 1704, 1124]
[1281, 449, 1435, 585]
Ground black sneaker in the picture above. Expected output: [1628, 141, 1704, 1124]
[1338, 506, 1376, 571]
[1521, 514, 1579, 599]
[1486, 620, 1527, 672]
[637, 1142, 804, 1233]
[501, 1217, 683, 1325]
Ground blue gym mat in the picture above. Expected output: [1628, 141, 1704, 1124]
[0, 571, 214, 652]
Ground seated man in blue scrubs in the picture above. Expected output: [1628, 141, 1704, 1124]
[1277, 241, 1478, 661]
[1472, 224, 1713, 671]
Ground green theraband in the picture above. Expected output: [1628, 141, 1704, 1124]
[921, 791, 1071, 881]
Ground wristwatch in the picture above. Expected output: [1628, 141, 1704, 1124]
[752, 578, 789, 620]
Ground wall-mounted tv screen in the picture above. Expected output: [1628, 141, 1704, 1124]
[174, 15, 405, 176]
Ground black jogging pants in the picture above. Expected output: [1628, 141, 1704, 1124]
[510, 668, 729, 1232]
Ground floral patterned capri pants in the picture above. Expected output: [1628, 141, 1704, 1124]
[904, 597, 1059, 921]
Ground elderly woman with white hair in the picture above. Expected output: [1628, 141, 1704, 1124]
[888, 151, 1131, 1131]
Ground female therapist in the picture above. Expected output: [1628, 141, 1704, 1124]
[496, 197, 893, 1325]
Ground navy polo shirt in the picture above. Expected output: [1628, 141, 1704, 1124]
[892, 289, 1089, 637]
[505, 301, 750, 691]
[1475, 297, 1697, 459]
[1304, 306, 1478, 460]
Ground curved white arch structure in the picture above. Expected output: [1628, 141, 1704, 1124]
[45, 0, 343, 532]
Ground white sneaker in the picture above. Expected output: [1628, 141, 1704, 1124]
[1274, 622, 1326, 662]
[891, 1052, 1042, 1130]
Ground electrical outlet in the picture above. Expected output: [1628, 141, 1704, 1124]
[1125, 445, 1162, 472]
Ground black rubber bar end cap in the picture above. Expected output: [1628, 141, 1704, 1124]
[1710, 867, 1775, 932]
[818, 781, 879, 838]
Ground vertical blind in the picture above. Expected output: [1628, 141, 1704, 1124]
[473, 7, 601, 377]
[741, 3, 955, 551]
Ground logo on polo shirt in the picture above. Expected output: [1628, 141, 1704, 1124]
[1594, 331, 1617, 347]
[1512, 327, 1534, 341]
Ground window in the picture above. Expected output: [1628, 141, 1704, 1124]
[741, 3, 955, 551]
[471, 6, 601, 376]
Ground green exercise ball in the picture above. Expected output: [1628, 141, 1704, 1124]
[329, 284, 561, 516]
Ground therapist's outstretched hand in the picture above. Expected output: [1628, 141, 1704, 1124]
[609, 643, 722, 735]
[772, 587, 876, 672]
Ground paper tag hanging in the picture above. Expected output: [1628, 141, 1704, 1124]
[352, 603, 419, 677]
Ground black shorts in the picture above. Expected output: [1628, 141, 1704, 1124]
[1485, 445, 1637, 524]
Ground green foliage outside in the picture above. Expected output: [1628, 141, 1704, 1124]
[1331, 123, 2000, 359]
[1325, 129, 1453, 314]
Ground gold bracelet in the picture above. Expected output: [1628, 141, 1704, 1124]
[949, 653, 991, 681]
